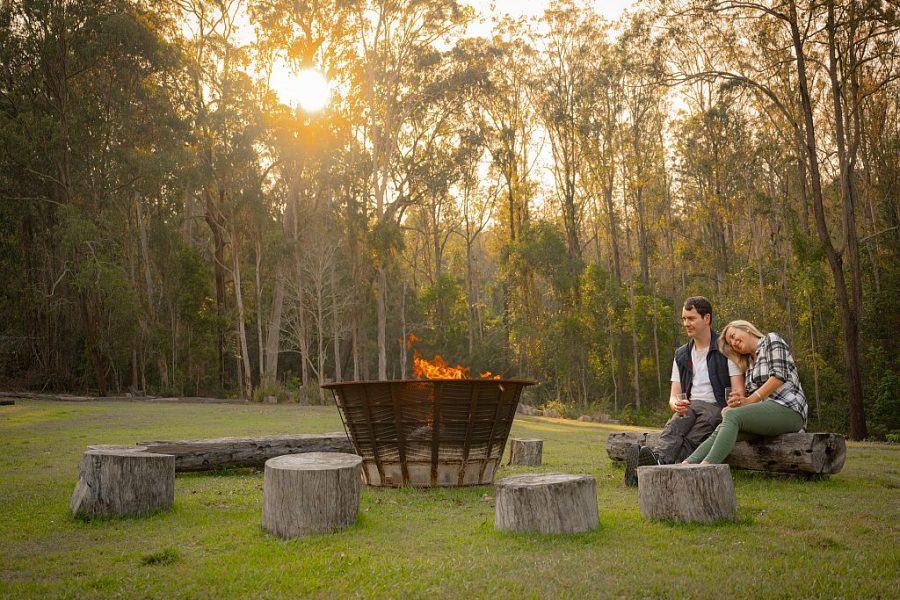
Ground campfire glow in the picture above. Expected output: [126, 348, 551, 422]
[407, 335, 501, 380]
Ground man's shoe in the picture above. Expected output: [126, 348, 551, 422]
[624, 444, 640, 487]
[638, 446, 660, 467]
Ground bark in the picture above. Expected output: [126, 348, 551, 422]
[607, 431, 847, 475]
[262, 453, 362, 539]
[231, 226, 253, 400]
[790, 0, 865, 439]
[264, 265, 285, 381]
[71, 447, 174, 519]
[638, 464, 736, 523]
[494, 473, 598, 534]
[507, 438, 543, 466]
[136, 433, 352, 471]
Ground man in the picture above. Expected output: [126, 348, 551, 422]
[625, 296, 744, 486]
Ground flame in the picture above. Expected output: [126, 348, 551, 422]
[408, 334, 501, 380]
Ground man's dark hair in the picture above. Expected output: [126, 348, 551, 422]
[683, 296, 713, 319]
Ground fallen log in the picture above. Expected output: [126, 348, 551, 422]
[127, 433, 353, 472]
[606, 431, 846, 475]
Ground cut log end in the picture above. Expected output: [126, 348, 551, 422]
[262, 452, 363, 539]
[70, 448, 175, 519]
[494, 472, 598, 534]
[638, 464, 737, 523]
[508, 438, 543, 466]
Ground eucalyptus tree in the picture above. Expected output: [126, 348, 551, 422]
[351, 0, 472, 379]
[461, 23, 540, 370]
[662, 0, 900, 439]
[535, 0, 598, 271]
[0, 0, 187, 394]
[250, 0, 359, 388]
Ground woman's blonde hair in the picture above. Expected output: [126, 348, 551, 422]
[718, 320, 766, 371]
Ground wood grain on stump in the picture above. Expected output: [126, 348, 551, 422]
[637, 464, 736, 523]
[606, 431, 846, 475]
[494, 472, 598, 534]
[508, 438, 543, 466]
[70, 446, 175, 519]
[262, 452, 363, 539]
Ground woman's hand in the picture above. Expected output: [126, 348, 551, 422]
[726, 392, 748, 408]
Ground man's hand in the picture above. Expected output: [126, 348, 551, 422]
[670, 395, 690, 415]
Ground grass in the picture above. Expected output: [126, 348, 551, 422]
[0, 399, 898, 599]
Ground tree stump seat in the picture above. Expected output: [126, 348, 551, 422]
[494, 472, 598, 534]
[70, 446, 175, 519]
[508, 438, 543, 466]
[606, 431, 846, 475]
[638, 464, 737, 523]
[262, 452, 363, 539]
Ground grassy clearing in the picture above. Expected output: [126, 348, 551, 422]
[0, 399, 898, 599]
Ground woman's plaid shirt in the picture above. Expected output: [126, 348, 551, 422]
[747, 333, 808, 425]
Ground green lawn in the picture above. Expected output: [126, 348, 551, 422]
[1, 399, 898, 599]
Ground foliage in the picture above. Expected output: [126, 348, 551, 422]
[0, 0, 897, 438]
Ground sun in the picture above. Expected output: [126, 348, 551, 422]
[270, 65, 331, 113]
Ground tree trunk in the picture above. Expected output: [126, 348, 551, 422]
[264, 265, 285, 382]
[231, 226, 253, 400]
[376, 263, 388, 380]
[790, 0, 866, 438]
[136, 433, 353, 471]
[331, 264, 342, 382]
[607, 431, 846, 475]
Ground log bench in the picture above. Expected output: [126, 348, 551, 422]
[133, 433, 353, 472]
[607, 431, 846, 475]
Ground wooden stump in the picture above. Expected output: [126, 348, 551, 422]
[494, 473, 598, 534]
[70, 446, 175, 519]
[508, 438, 543, 466]
[637, 464, 737, 523]
[262, 452, 363, 539]
[606, 431, 846, 475]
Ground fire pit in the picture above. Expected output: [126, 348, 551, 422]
[322, 379, 535, 487]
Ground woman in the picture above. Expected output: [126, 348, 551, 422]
[684, 320, 807, 464]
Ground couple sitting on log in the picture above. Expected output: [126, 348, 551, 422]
[625, 296, 809, 486]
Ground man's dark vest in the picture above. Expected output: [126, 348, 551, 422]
[674, 330, 731, 408]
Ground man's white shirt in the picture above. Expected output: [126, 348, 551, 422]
[670, 345, 741, 404]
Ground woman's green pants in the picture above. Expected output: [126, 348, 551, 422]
[686, 400, 804, 464]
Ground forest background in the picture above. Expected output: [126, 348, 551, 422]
[0, 0, 897, 440]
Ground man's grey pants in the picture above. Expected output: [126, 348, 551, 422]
[653, 401, 723, 464]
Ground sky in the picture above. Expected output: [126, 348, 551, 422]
[273, 0, 639, 108]
[470, 0, 636, 22]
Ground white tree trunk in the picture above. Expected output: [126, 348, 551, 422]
[231, 227, 253, 400]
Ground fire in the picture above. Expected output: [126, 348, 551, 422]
[408, 335, 501, 380]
